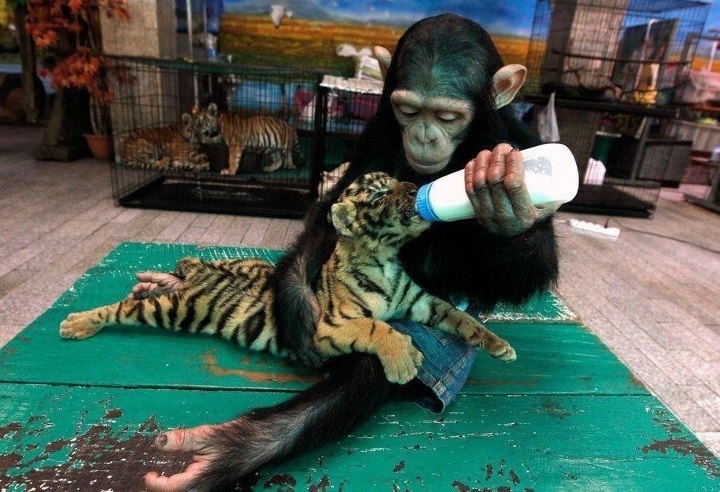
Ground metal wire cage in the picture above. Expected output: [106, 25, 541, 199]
[524, 0, 709, 217]
[107, 56, 324, 218]
[314, 76, 382, 198]
[525, 0, 710, 101]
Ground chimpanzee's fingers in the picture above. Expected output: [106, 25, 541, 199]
[144, 460, 208, 492]
[154, 425, 216, 452]
[503, 148, 537, 232]
[465, 150, 496, 228]
[486, 144, 520, 235]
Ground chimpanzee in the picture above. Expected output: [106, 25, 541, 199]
[143, 13, 559, 491]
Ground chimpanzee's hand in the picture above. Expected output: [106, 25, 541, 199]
[464, 143, 558, 236]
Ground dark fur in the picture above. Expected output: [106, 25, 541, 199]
[193, 355, 392, 490]
[193, 13, 558, 489]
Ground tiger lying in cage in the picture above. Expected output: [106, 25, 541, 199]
[188, 103, 303, 174]
[59, 172, 516, 384]
[118, 113, 210, 172]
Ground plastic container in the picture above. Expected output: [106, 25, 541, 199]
[415, 143, 579, 222]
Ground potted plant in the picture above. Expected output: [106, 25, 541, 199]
[23, 0, 129, 160]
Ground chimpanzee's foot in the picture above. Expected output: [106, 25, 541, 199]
[130, 271, 185, 299]
[143, 425, 219, 492]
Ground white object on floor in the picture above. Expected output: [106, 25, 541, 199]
[569, 218, 620, 237]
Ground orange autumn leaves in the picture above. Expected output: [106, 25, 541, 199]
[26, 0, 130, 105]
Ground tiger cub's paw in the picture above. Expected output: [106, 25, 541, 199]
[465, 327, 517, 362]
[376, 334, 424, 384]
[59, 312, 102, 340]
[485, 338, 516, 362]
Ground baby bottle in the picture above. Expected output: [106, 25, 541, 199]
[415, 143, 579, 222]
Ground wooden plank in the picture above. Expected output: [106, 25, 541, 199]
[0, 310, 643, 396]
[1, 384, 717, 491]
[0, 242, 632, 396]
[1, 241, 718, 490]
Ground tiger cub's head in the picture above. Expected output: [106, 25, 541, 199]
[330, 172, 430, 249]
[182, 103, 224, 147]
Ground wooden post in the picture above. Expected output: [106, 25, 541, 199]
[12, 4, 41, 123]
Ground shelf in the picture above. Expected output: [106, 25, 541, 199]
[524, 95, 680, 118]
[693, 103, 720, 116]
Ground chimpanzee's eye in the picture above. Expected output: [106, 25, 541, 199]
[397, 105, 419, 117]
[437, 111, 458, 122]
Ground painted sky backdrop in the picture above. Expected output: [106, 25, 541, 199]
[222, 0, 720, 62]
[224, 0, 538, 36]
[224, 0, 720, 36]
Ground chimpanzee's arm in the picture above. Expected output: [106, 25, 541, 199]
[399, 217, 559, 311]
[271, 199, 337, 366]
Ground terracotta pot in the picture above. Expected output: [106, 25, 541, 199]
[83, 133, 112, 160]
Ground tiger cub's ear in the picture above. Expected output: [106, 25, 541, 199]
[330, 202, 357, 237]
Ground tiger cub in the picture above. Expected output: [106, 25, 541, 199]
[190, 103, 301, 174]
[118, 113, 209, 172]
[59, 172, 515, 383]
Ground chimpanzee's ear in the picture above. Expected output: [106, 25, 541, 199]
[373, 46, 392, 81]
[330, 202, 357, 237]
[492, 64, 527, 109]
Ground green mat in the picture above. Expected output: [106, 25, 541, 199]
[0, 242, 718, 490]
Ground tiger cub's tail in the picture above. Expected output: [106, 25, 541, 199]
[192, 354, 393, 490]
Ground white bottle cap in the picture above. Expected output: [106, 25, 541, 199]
[415, 183, 439, 222]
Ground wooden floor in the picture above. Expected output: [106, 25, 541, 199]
[1, 123, 719, 462]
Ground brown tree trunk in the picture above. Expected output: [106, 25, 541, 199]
[17, 12, 93, 161]
[32, 87, 91, 161]
[13, 5, 41, 124]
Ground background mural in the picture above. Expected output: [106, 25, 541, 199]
[216, 0, 538, 74]
[215, 0, 720, 76]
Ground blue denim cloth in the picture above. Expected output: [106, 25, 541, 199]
[391, 320, 478, 413]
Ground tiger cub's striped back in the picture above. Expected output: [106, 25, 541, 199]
[191, 103, 301, 174]
[118, 115, 209, 172]
[60, 257, 284, 355]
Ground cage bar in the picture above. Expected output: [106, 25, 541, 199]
[315, 75, 382, 198]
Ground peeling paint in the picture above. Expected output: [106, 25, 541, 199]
[641, 438, 720, 478]
[104, 409, 122, 420]
[0, 451, 22, 472]
[308, 474, 331, 492]
[0, 412, 194, 490]
[540, 399, 572, 419]
[202, 351, 323, 384]
[0, 422, 22, 439]
[450, 480, 471, 492]
[651, 410, 683, 435]
[264, 473, 296, 490]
